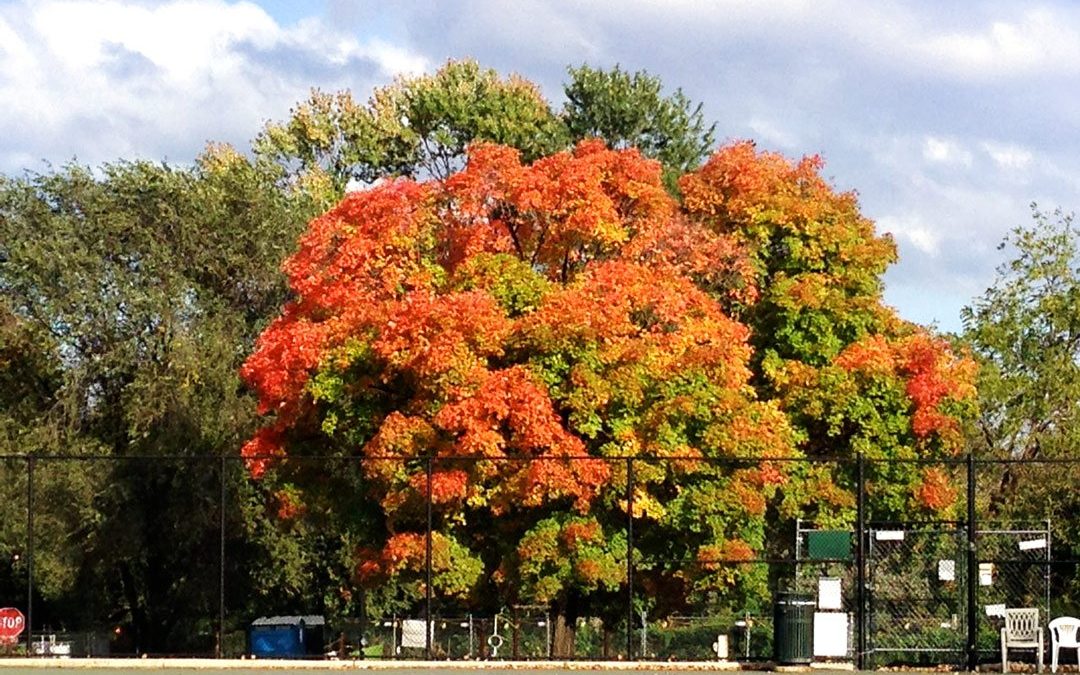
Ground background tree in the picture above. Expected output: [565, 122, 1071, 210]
[254, 60, 717, 200]
[254, 60, 567, 194]
[562, 64, 716, 192]
[962, 206, 1080, 570]
[0, 148, 325, 651]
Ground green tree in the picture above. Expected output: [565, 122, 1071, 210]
[254, 60, 716, 199]
[254, 59, 567, 194]
[562, 64, 716, 191]
[962, 207, 1080, 563]
[0, 148, 324, 651]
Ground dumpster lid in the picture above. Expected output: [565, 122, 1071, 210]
[251, 614, 325, 627]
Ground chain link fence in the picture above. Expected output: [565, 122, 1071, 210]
[0, 453, 1077, 665]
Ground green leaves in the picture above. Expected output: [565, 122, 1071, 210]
[963, 206, 1080, 463]
[253, 60, 717, 202]
[254, 60, 568, 194]
[962, 207, 1080, 547]
[563, 64, 716, 192]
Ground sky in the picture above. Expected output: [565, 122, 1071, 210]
[3, 0, 1079, 333]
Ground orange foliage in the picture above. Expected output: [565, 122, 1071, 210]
[561, 520, 602, 548]
[838, 332, 977, 447]
[409, 470, 469, 505]
[680, 141, 894, 274]
[916, 467, 958, 511]
[239, 139, 881, 609]
[697, 538, 757, 570]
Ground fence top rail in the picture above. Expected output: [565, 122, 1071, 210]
[0, 452, 857, 462]
[3, 453, 1079, 467]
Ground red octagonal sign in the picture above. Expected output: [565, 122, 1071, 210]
[0, 608, 25, 640]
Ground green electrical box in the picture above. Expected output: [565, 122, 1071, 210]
[806, 530, 852, 561]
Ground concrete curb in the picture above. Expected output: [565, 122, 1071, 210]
[0, 658, 749, 671]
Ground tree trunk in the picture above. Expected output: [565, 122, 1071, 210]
[551, 598, 578, 658]
[118, 562, 146, 654]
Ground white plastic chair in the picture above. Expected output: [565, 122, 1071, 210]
[1049, 617, 1080, 673]
[1002, 608, 1044, 673]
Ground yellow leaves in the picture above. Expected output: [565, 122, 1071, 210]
[619, 487, 667, 520]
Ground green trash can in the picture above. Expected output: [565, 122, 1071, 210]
[774, 592, 814, 664]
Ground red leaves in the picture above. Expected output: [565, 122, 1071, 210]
[838, 332, 977, 446]
[443, 140, 674, 280]
[409, 470, 469, 505]
[432, 366, 609, 512]
[239, 140, 803, 545]
[373, 290, 511, 389]
[239, 425, 284, 478]
[240, 305, 334, 415]
[435, 367, 579, 454]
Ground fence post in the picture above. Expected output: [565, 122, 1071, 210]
[24, 455, 35, 654]
[626, 456, 634, 660]
[966, 453, 977, 671]
[425, 457, 433, 660]
[855, 452, 865, 670]
[218, 455, 226, 658]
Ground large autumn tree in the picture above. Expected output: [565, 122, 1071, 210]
[241, 134, 978, 654]
[240, 140, 798, 654]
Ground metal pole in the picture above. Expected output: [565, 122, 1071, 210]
[425, 457, 433, 660]
[26, 455, 34, 654]
[855, 453, 865, 670]
[966, 453, 978, 672]
[1045, 517, 1052, 629]
[218, 455, 226, 658]
[626, 457, 634, 660]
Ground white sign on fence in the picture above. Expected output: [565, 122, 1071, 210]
[400, 620, 432, 648]
[875, 530, 905, 541]
[938, 559, 956, 582]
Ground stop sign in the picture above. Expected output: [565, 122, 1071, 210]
[0, 608, 25, 640]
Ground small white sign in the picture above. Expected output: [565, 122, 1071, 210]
[1018, 538, 1047, 551]
[986, 604, 1007, 618]
[712, 634, 729, 660]
[937, 557, 954, 578]
[875, 530, 905, 541]
[818, 577, 843, 610]
[938, 559, 956, 582]
[400, 619, 432, 648]
[979, 562, 994, 586]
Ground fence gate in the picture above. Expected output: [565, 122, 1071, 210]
[866, 523, 967, 667]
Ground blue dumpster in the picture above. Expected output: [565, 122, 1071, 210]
[248, 615, 324, 658]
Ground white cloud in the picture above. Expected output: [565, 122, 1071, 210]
[747, 117, 799, 149]
[878, 214, 943, 256]
[0, 0, 429, 172]
[981, 141, 1034, 171]
[922, 136, 972, 167]
[917, 9, 1080, 78]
